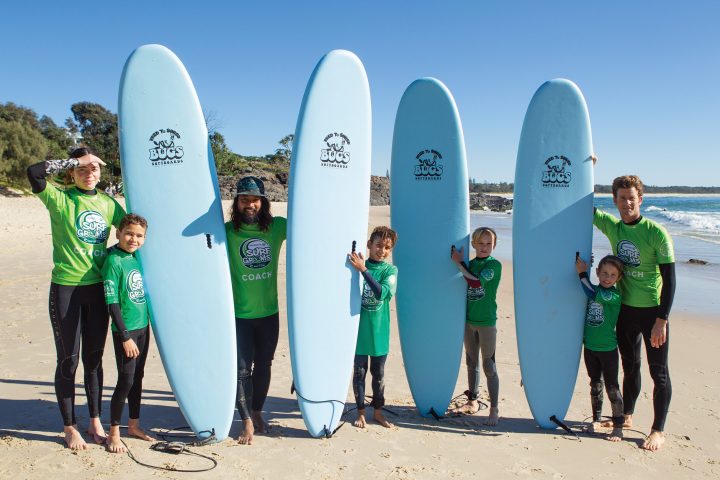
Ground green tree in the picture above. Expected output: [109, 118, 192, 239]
[39, 115, 73, 158]
[0, 119, 48, 186]
[275, 134, 294, 162]
[210, 131, 237, 174]
[0, 102, 40, 130]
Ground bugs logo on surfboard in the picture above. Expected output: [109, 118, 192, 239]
[414, 149, 444, 180]
[240, 238, 272, 269]
[148, 129, 184, 166]
[126, 270, 146, 304]
[75, 210, 109, 244]
[542, 155, 571, 187]
[320, 132, 350, 168]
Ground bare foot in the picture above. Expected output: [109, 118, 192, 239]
[251, 411, 270, 434]
[484, 407, 499, 426]
[63, 425, 87, 450]
[237, 418, 254, 445]
[105, 426, 126, 454]
[642, 430, 665, 451]
[601, 414, 632, 428]
[451, 400, 480, 416]
[373, 409, 394, 428]
[353, 409, 367, 428]
[607, 427, 624, 442]
[127, 418, 155, 441]
[86, 417, 107, 444]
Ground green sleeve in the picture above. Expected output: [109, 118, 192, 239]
[110, 197, 127, 227]
[593, 208, 619, 236]
[276, 216, 287, 243]
[36, 182, 64, 212]
[653, 224, 675, 264]
[379, 266, 398, 301]
[102, 256, 122, 305]
[483, 261, 502, 296]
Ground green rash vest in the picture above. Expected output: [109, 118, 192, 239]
[593, 209, 674, 308]
[355, 260, 398, 356]
[466, 256, 502, 327]
[37, 182, 125, 285]
[102, 246, 149, 332]
[583, 284, 622, 352]
[226, 217, 287, 319]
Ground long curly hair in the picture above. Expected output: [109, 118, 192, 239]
[229, 195, 273, 232]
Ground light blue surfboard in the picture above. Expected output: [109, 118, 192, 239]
[391, 78, 469, 417]
[513, 78, 594, 429]
[118, 44, 236, 441]
[287, 50, 371, 437]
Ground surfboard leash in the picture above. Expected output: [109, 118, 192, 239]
[155, 426, 217, 446]
[449, 390, 490, 413]
[577, 415, 648, 440]
[291, 381, 348, 438]
[118, 426, 218, 472]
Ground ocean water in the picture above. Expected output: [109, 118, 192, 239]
[469, 195, 720, 317]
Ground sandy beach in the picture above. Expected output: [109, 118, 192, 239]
[1, 196, 718, 479]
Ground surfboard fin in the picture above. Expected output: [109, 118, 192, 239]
[550, 415, 580, 440]
[428, 408, 444, 421]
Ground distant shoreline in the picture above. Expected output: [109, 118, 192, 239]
[480, 192, 720, 200]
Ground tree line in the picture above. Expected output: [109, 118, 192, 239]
[0, 101, 292, 188]
[1, 100, 718, 194]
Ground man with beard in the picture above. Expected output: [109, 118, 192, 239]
[225, 177, 286, 445]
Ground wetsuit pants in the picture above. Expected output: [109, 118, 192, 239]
[110, 326, 150, 426]
[49, 283, 108, 426]
[353, 354, 387, 409]
[617, 304, 672, 432]
[235, 313, 279, 420]
[583, 347, 624, 426]
[464, 324, 499, 407]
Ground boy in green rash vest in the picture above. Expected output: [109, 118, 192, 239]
[225, 176, 286, 445]
[102, 214, 155, 454]
[348, 226, 399, 429]
[575, 254, 625, 442]
[449, 227, 502, 426]
[27, 147, 125, 450]
[592, 173, 676, 452]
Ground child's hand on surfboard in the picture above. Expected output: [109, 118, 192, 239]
[348, 251, 366, 272]
[575, 255, 588, 274]
[450, 245, 464, 264]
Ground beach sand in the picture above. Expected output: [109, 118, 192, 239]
[0, 196, 718, 479]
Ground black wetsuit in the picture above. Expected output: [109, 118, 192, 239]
[28, 160, 118, 426]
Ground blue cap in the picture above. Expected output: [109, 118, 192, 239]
[236, 176, 265, 197]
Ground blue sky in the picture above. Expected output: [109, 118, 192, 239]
[1, 1, 718, 186]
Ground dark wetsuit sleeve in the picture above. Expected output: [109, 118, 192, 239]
[361, 270, 383, 298]
[657, 262, 676, 320]
[109, 303, 131, 341]
[26, 159, 79, 193]
[578, 272, 597, 299]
